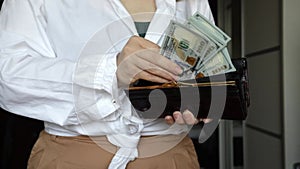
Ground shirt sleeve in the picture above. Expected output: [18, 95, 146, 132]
[198, 0, 215, 24]
[0, 0, 120, 126]
[187, 0, 215, 24]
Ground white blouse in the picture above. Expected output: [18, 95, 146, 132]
[0, 0, 214, 168]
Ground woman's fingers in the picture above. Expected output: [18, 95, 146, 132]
[164, 115, 174, 125]
[164, 110, 213, 125]
[173, 110, 198, 125]
[134, 56, 179, 81]
[117, 56, 177, 85]
[116, 36, 182, 86]
[135, 70, 171, 83]
[136, 51, 183, 76]
[199, 118, 213, 123]
[173, 111, 185, 124]
[182, 110, 199, 125]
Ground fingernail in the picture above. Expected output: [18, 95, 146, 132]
[203, 119, 213, 123]
[173, 114, 178, 120]
[175, 66, 183, 75]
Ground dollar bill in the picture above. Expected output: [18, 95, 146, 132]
[197, 48, 236, 77]
[188, 12, 231, 46]
[185, 21, 222, 65]
[160, 21, 211, 74]
[186, 13, 236, 76]
[159, 13, 236, 80]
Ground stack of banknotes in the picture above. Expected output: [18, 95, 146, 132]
[160, 12, 236, 81]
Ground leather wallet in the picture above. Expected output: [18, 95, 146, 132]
[125, 58, 250, 120]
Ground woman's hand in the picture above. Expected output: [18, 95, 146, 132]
[164, 110, 213, 125]
[116, 36, 183, 87]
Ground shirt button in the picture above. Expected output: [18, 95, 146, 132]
[112, 99, 116, 104]
[127, 124, 138, 135]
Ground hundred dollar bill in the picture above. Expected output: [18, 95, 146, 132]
[187, 12, 236, 76]
[185, 21, 222, 65]
[160, 21, 211, 76]
[197, 48, 236, 77]
[188, 12, 231, 46]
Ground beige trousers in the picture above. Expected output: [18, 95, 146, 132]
[28, 130, 200, 169]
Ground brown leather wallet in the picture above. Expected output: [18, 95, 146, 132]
[125, 58, 250, 120]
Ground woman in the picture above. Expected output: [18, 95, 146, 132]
[0, 0, 214, 168]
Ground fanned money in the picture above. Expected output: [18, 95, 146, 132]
[185, 22, 221, 65]
[160, 12, 236, 80]
[188, 12, 231, 46]
[187, 12, 236, 76]
[161, 21, 210, 79]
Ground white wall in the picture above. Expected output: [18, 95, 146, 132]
[283, 0, 300, 168]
